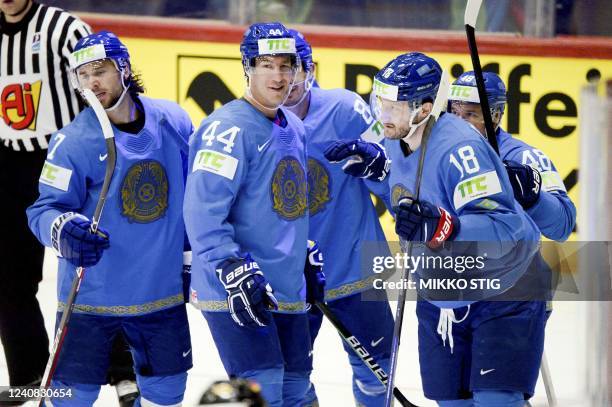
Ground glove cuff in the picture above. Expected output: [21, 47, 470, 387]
[50, 212, 88, 257]
[427, 207, 459, 249]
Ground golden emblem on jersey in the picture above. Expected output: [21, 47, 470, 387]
[271, 156, 307, 220]
[0, 80, 42, 131]
[121, 160, 169, 223]
[391, 183, 413, 207]
[307, 158, 331, 216]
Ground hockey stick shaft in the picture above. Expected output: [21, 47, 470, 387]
[464, 0, 500, 155]
[315, 302, 416, 406]
[385, 71, 450, 407]
[40, 89, 116, 405]
[464, 2, 557, 405]
[541, 351, 557, 406]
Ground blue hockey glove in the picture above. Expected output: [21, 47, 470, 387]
[393, 198, 459, 249]
[304, 240, 325, 305]
[324, 140, 391, 182]
[217, 255, 278, 328]
[504, 160, 542, 209]
[51, 213, 110, 268]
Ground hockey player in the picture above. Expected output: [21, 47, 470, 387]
[27, 31, 193, 405]
[183, 22, 313, 406]
[283, 29, 395, 407]
[382, 53, 546, 407]
[369, 53, 544, 406]
[448, 71, 576, 241]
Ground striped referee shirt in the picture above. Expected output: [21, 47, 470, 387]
[0, 2, 90, 152]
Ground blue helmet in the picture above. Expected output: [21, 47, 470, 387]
[450, 71, 507, 113]
[373, 52, 442, 106]
[71, 30, 130, 73]
[240, 22, 298, 69]
[288, 29, 313, 72]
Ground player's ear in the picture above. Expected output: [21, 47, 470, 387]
[421, 102, 433, 117]
[492, 109, 503, 128]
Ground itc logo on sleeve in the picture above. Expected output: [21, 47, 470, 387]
[39, 161, 72, 191]
[193, 149, 238, 180]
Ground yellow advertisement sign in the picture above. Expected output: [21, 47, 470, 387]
[124, 37, 612, 238]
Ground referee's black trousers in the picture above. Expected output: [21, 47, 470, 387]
[0, 146, 48, 386]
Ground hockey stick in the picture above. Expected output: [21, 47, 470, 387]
[384, 71, 450, 407]
[464, 0, 500, 155]
[464, 2, 557, 405]
[315, 301, 417, 407]
[39, 88, 117, 406]
[540, 350, 557, 406]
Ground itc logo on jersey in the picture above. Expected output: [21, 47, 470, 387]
[0, 81, 42, 131]
[453, 171, 502, 209]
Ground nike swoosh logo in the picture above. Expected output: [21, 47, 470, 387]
[480, 368, 495, 375]
[371, 337, 384, 347]
[257, 138, 272, 152]
[99, 153, 108, 161]
[182, 349, 192, 357]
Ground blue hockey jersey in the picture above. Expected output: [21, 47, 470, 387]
[385, 113, 541, 307]
[184, 99, 309, 313]
[497, 128, 576, 241]
[301, 87, 390, 300]
[27, 96, 193, 316]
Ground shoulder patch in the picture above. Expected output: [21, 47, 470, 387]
[39, 161, 72, 191]
[453, 170, 502, 209]
[475, 198, 500, 210]
[192, 149, 238, 180]
[540, 170, 566, 192]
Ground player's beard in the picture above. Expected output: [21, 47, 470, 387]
[383, 122, 411, 140]
[106, 92, 122, 110]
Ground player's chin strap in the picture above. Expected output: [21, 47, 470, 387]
[105, 68, 130, 112]
[283, 70, 314, 108]
[402, 106, 431, 141]
[401, 106, 431, 151]
[437, 305, 471, 354]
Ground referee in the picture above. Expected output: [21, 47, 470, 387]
[0, 2, 137, 405]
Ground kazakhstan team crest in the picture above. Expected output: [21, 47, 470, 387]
[120, 160, 169, 223]
[307, 158, 331, 216]
[271, 156, 308, 220]
[391, 183, 413, 207]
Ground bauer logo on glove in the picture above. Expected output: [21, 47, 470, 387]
[217, 254, 279, 328]
[51, 212, 110, 268]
